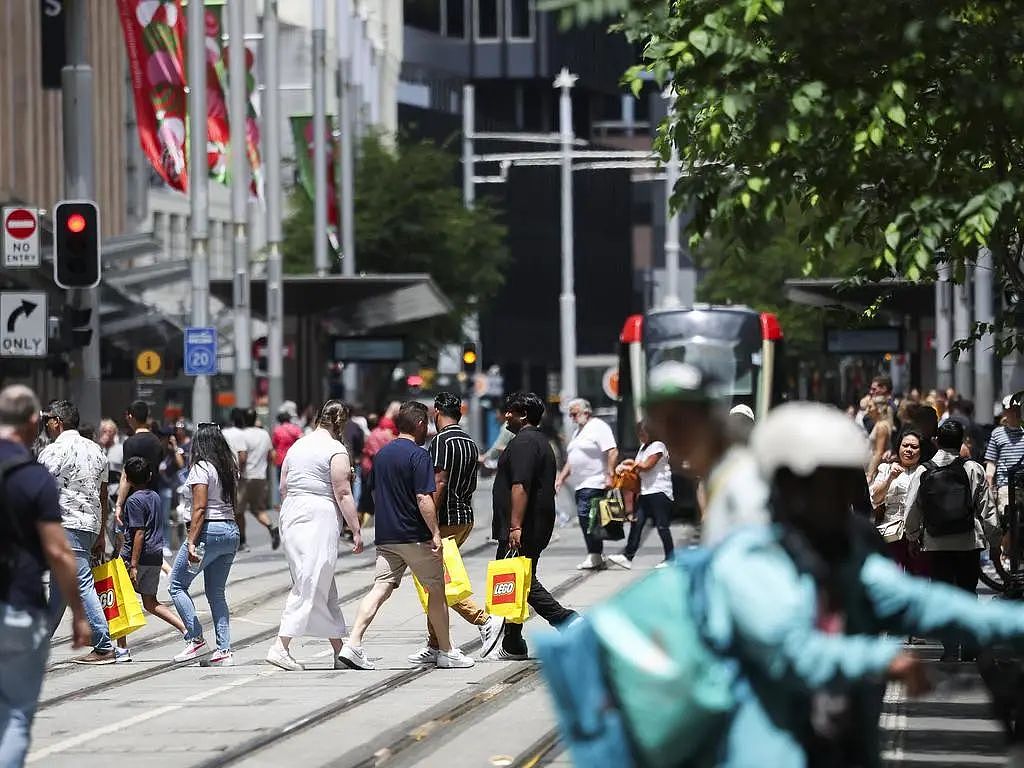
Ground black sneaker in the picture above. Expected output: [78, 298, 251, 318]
[270, 527, 281, 551]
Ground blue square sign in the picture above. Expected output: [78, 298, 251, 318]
[184, 326, 218, 376]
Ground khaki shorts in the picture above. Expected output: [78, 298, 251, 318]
[237, 479, 269, 516]
[375, 542, 443, 592]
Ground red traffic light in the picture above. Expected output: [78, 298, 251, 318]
[66, 213, 87, 233]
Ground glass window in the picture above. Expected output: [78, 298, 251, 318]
[405, 0, 441, 33]
[506, 0, 532, 40]
[476, 0, 500, 40]
[445, 0, 465, 37]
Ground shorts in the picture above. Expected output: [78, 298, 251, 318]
[237, 479, 269, 516]
[133, 565, 161, 596]
[374, 542, 443, 592]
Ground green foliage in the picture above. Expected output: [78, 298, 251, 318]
[575, 0, 1024, 354]
[282, 134, 508, 354]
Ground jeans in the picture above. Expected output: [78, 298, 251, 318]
[352, 464, 363, 510]
[575, 488, 607, 555]
[0, 605, 48, 768]
[623, 492, 675, 560]
[161, 488, 174, 553]
[495, 540, 574, 652]
[168, 521, 239, 651]
[47, 528, 113, 654]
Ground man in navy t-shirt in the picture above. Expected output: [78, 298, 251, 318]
[338, 401, 475, 671]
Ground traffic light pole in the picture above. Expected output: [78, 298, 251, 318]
[461, 85, 483, 445]
[264, 1, 285, 426]
[62, 0, 101, 425]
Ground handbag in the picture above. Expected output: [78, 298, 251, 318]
[413, 537, 474, 612]
[92, 558, 147, 640]
[613, 468, 641, 496]
[589, 491, 626, 541]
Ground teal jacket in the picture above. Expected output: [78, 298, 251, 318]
[701, 525, 1024, 767]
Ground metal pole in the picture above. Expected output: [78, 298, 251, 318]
[264, 0, 284, 423]
[188, 0, 212, 423]
[63, 0, 100, 425]
[935, 261, 954, 391]
[338, 0, 355, 274]
[953, 265, 973, 398]
[662, 93, 681, 308]
[462, 84, 482, 443]
[975, 249, 995, 422]
[229, 0, 252, 407]
[312, 0, 329, 276]
[555, 69, 578, 439]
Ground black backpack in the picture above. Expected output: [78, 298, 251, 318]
[918, 458, 975, 536]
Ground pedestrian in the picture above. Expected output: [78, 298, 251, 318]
[492, 392, 578, 660]
[113, 456, 186, 663]
[266, 401, 363, 671]
[0, 386, 91, 766]
[115, 401, 164, 527]
[338, 401, 475, 671]
[607, 420, 674, 570]
[555, 398, 618, 570]
[406, 393, 504, 664]
[37, 399, 116, 665]
[359, 414, 395, 525]
[221, 409, 250, 549]
[865, 395, 895, 483]
[869, 429, 927, 575]
[168, 423, 240, 665]
[98, 418, 123, 548]
[985, 392, 1024, 519]
[906, 420, 1001, 661]
[238, 408, 281, 550]
[343, 412, 366, 508]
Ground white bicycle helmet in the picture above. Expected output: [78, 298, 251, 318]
[750, 401, 869, 479]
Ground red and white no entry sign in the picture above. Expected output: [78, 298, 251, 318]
[5, 209, 36, 240]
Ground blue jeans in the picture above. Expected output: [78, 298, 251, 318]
[47, 529, 113, 653]
[576, 488, 607, 555]
[168, 521, 239, 651]
[0, 605, 48, 767]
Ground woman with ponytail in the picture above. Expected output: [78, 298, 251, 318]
[266, 400, 363, 671]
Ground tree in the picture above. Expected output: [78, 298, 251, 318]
[556, 0, 1024, 355]
[282, 133, 508, 354]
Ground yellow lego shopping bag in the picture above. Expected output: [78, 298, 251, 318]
[92, 558, 147, 640]
[485, 554, 532, 623]
[413, 537, 474, 612]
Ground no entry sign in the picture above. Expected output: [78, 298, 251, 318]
[2, 207, 40, 268]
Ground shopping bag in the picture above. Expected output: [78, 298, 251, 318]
[92, 558, 147, 640]
[413, 537, 474, 612]
[588, 492, 626, 541]
[485, 553, 532, 623]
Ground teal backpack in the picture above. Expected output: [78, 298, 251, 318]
[536, 549, 738, 767]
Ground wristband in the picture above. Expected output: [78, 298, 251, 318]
[509, 527, 522, 531]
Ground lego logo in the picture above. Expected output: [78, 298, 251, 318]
[94, 576, 121, 621]
[493, 582, 515, 596]
[490, 573, 517, 605]
[98, 589, 115, 609]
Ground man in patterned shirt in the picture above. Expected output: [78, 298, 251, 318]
[38, 399, 115, 664]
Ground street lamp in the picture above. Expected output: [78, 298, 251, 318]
[555, 67, 578, 439]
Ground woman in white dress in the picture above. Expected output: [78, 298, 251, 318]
[266, 400, 363, 671]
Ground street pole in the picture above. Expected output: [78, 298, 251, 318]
[264, 0, 284, 423]
[975, 248, 995, 424]
[935, 261, 954, 391]
[338, 0, 355, 274]
[229, 0, 253, 407]
[462, 84, 482, 444]
[312, 0, 329, 276]
[555, 68, 578, 439]
[188, 0, 212, 423]
[953, 265, 974, 398]
[662, 93, 681, 309]
[63, 0, 100, 425]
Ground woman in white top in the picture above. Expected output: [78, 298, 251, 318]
[869, 428, 927, 575]
[266, 400, 363, 671]
[168, 424, 241, 665]
[865, 396, 895, 483]
[608, 421, 675, 569]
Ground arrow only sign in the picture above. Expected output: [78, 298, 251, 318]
[0, 291, 47, 357]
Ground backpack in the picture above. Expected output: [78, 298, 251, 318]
[918, 458, 975, 536]
[536, 549, 737, 767]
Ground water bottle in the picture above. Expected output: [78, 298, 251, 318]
[187, 542, 206, 575]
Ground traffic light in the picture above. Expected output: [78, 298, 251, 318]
[462, 342, 479, 377]
[53, 200, 100, 289]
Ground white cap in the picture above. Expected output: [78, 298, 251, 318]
[729, 404, 755, 422]
[750, 401, 869, 479]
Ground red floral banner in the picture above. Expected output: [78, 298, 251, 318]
[116, 0, 188, 192]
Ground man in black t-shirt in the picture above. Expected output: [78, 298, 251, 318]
[115, 400, 164, 524]
[0, 385, 90, 765]
[492, 392, 577, 660]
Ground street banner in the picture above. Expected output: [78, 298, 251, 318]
[290, 114, 340, 241]
[116, 0, 188, 192]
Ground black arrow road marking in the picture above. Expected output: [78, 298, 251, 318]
[6, 300, 37, 333]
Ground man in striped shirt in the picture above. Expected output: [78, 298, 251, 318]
[986, 392, 1024, 517]
[407, 392, 504, 663]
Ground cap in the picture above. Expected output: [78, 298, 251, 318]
[642, 361, 725, 407]
[1003, 392, 1024, 411]
[729, 404, 755, 422]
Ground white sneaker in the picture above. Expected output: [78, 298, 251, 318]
[207, 649, 234, 667]
[576, 554, 605, 570]
[114, 648, 132, 664]
[479, 615, 506, 658]
[407, 646, 440, 665]
[437, 648, 476, 669]
[655, 560, 670, 569]
[337, 644, 375, 670]
[607, 554, 632, 570]
[173, 638, 208, 663]
[266, 645, 305, 671]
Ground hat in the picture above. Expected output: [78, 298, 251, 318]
[1003, 392, 1024, 411]
[642, 361, 724, 407]
[729, 404, 755, 422]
